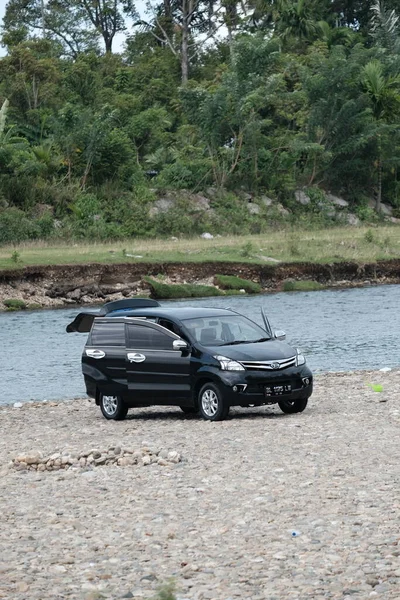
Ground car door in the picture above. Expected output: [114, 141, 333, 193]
[125, 320, 191, 404]
[83, 319, 127, 396]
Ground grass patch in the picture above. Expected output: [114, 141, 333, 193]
[0, 226, 399, 270]
[3, 299, 27, 310]
[282, 280, 324, 292]
[215, 274, 262, 294]
[144, 277, 224, 300]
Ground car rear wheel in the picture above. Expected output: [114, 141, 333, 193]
[100, 394, 128, 420]
[198, 383, 229, 421]
[180, 406, 198, 414]
[278, 398, 308, 414]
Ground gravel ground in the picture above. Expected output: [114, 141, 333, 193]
[1, 370, 400, 600]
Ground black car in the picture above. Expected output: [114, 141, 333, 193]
[67, 298, 313, 421]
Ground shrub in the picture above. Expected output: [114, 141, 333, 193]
[4, 299, 27, 310]
[0, 208, 40, 244]
[144, 277, 224, 299]
[282, 280, 323, 292]
[215, 274, 262, 294]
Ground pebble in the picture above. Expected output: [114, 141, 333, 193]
[0, 370, 399, 599]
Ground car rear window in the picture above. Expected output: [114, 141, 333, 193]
[90, 322, 125, 346]
[127, 325, 173, 350]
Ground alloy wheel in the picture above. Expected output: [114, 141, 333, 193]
[201, 389, 219, 417]
[102, 395, 118, 416]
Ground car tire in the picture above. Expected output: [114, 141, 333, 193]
[180, 406, 198, 414]
[100, 394, 128, 420]
[278, 398, 308, 414]
[198, 382, 229, 421]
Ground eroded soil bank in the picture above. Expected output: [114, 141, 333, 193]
[1, 259, 400, 310]
[1, 370, 400, 599]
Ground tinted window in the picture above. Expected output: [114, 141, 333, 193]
[90, 322, 125, 346]
[127, 325, 173, 350]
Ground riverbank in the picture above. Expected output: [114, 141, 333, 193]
[1, 370, 400, 600]
[1, 227, 400, 310]
[1, 258, 400, 310]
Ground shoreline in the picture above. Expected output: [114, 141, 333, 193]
[1, 368, 397, 408]
[1, 369, 400, 600]
[1, 258, 400, 311]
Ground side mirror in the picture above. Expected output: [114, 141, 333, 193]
[274, 330, 286, 341]
[173, 339, 189, 350]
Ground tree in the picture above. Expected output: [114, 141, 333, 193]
[2, 0, 137, 54]
[137, 0, 223, 84]
[362, 59, 400, 210]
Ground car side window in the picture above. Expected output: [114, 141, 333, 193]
[90, 322, 125, 346]
[126, 324, 174, 350]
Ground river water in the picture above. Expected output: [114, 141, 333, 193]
[1, 284, 399, 405]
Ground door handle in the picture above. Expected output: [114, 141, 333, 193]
[127, 353, 146, 363]
[86, 349, 105, 359]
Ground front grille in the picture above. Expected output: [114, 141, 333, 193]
[241, 356, 297, 370]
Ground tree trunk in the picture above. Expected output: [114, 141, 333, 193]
[376, 133, 382, 212]
[104, 35, 113, 53]
[181, 0, 189, 84]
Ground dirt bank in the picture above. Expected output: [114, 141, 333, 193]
[1, 370, 400, 600]
[1, 259, 400, 310]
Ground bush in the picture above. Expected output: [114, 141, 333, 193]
[0, 208, 41, 244]
[282, 280, 323, 292]
[215, 274, 262, 294]
[144, 277, 224, 299]
[4, 299, 27, 310]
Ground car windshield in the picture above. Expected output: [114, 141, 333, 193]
[182, 315, 269, 346]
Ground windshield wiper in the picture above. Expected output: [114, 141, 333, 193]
[222, 337, 270, 346]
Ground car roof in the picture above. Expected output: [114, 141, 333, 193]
[106, 307, 236, 321]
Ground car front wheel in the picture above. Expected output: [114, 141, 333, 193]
[198, 383, 229, 421]
[278, 398, 308, 414]
[100, 394, 128, 420]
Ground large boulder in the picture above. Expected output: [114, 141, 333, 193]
[149, 197, 176, 217]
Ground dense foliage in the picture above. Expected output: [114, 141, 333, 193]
[1, 0, 400, 243]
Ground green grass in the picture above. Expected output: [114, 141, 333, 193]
[0, 225, 399, 270]
[215, 274, 262, 294]
[282, 280, 324, 292]
[144, 277, 225, 300]
[3, 299, 27, 310]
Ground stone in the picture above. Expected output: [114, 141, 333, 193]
[149, 198, 175, 217]
[326, 193, 349, 208]
[247, 203, 261, 215]
[13, 402, 23, 408]
[260, 195, 274, 207]
[200, 232, 214, 239]
[295, 190, 311, 205]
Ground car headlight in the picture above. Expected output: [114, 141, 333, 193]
[296, 349, 306, 366]
[214, 355, 245, 371]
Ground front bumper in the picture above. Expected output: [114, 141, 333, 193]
[216, 365, 313, 406]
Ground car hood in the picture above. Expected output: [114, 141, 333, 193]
[205, 339, 297, 361]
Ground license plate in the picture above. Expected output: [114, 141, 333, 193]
[265, 384, 292, 396]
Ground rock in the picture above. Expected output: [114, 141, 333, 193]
[276, 203, 290, 216]
[149, 197, 175, 217]
[380, 202, 393, 216]
[260, 195, 274, 207]
[15, 451, 42, 465]
[295, 190, 311, 205]
[189, 194, 210, 212]
[247, 203, 261, 215]
[13, 402, 23, 408]
[142, 455, 151, 466]
[346, 213, 360, 226]
[66, 288, 82, 301]
[327, 193, 349, 208]
[200, 232, 214, 239]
